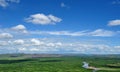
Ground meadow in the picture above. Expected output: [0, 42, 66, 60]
[0, 54, 120, 72]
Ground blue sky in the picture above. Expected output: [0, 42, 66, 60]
[0, 0, 120, 54]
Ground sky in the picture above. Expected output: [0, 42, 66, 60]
[0, 0, 120, 54]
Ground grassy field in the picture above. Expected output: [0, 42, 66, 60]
[0, 54, 120, 72]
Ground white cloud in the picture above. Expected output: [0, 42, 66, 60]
[31, 31, 87, 36]
[46, 31, 86, 36]
[18, 47, 27, 51]
[31, 38, 44, 45]
[0, 0, 8, 7]
[29, 48, 39, 51]
[55, 42, 62, 46]
[61, 2, 69, 8]
[48, 15, 62, 23]
[108, 19, 120, 26]
[25, 13, 62, 25]
[11, 24, 28, 33]
[0, 41, 8, 46]
[0, 33, 13, 39]
[46, 43, 55, 47]
[0, 0, 20, 8]
[0, 37, 120, 54]
[0, 24, 119, 54]
[13, 39, 24, 45]
[89, 29, 115, 37]
[31, 29, 116, 37]
[12, 24, 26, 30]
[114, 46, 120, 49]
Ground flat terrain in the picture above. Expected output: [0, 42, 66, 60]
[0, 54, 120, 72]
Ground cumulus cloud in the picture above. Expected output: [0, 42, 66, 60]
[46, 43, 55, 47]
[31, 38, 44, 45]
[18, 47, 27, 51]
[12, 24, 26, 30]
[108, 19, 120, 26]
[55, 42, 62, 46]
[0, 0, 20, 8]
[11, 24, 28, 33]
[25, 13, 62, 25]
[0, 37, 120, 54]
[0, 33, 13, 39]
[29, 48, 39, 51]
[0, 24, 119, 54]
[13, 39, 24, 45]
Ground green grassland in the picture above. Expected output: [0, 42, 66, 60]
[0, 54, 120, 72]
